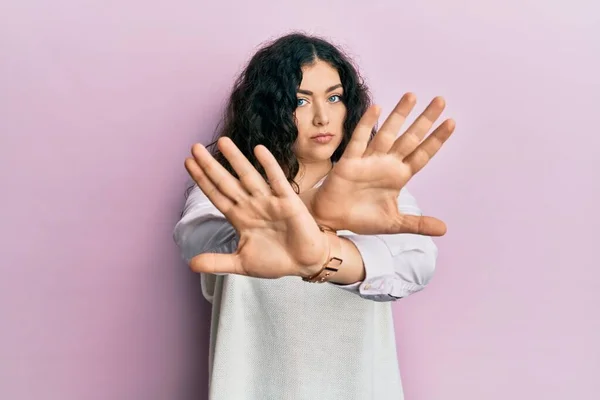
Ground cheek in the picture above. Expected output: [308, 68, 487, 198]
[336, 104, 347, 123]
[294, 110, 311, 138]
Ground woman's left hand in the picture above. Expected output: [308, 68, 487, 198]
[306, 93, 455, 236]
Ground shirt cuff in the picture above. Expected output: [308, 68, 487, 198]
[332, 233, 427, 301]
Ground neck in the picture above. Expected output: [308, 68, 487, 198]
[294, 159, 333, 193]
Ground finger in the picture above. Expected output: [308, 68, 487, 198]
[254, 145, 296, 197]
[189, 252, 242, 275]
[391, 214, 447, 237]
[191, 143, 249, 204]
[365, 93, 416, 156]
[217, 137, 271, 196]
[341, 105, 381, 159]
[404, 119, 455, 174]
[184, 157, 234, 213]
[390, 96, 446, 159]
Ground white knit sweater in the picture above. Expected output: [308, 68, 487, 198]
[173, 179, 438, 399]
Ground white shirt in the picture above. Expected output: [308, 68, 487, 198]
[173, 177, 438, 399]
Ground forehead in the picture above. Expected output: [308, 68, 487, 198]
[299, 60, 342, 90]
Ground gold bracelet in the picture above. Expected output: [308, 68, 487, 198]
[302, 226, 343, 283]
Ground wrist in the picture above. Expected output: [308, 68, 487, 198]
[296, 226, 329, 279]
[326, 237, 365, 285]
[301, 226, 343, 283]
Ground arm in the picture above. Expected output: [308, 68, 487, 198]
[173, 183, 239, 303]
[328, 187, 438, 302]
[174, 182, 368, 283]
[294, 95, 452, 299]
[177, 184, 436, 302]
[173, 183, 238, 262]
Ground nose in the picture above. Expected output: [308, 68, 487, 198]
[312, 102, 329, 127]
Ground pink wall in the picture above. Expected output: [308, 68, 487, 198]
[1, 1, 598, 399]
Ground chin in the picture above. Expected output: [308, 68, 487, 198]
[310, 147, 337, 162]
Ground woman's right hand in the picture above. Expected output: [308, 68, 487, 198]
[303, 94, 454, 236]
[183, 137, 328, 280]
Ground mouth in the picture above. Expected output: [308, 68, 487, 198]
[310, 132, 334, 139]
[311, 133, 335, 144]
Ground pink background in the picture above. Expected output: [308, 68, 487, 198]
[1, 1, 598, 399]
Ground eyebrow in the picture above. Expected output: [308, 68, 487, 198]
[297, 84, 343, 96]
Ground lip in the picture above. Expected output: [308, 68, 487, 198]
[311, 133, 335, 144]
[310, 132, 335, 139]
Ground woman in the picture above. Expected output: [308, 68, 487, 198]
[174, 32, 454, 400]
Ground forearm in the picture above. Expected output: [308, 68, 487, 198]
[305, 187, 439, 301]
[326, 236, 366, 285]
[299, 190, 367, 284]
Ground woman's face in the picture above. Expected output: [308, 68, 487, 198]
[293, 59, 347, 164]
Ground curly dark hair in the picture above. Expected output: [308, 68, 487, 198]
[205, 32, 375, 193]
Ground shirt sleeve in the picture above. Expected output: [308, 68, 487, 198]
[172, 183, 239, 303]
[174, 183, 438, 303]
[332, 187, 439, 302]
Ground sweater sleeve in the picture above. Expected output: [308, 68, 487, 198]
[332, 187, 439, 302]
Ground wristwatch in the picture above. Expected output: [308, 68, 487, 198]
[302, 226, 343, 283]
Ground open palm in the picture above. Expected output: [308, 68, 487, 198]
[309, 93, 455, 235]
[184, 138, 327, 279]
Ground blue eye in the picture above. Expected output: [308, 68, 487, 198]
[329, 95, 341, 103]
[297, 98, 307, 107]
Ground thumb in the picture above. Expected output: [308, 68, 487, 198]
[394, 214, 447, 237]
[189, 252, 242, 275]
